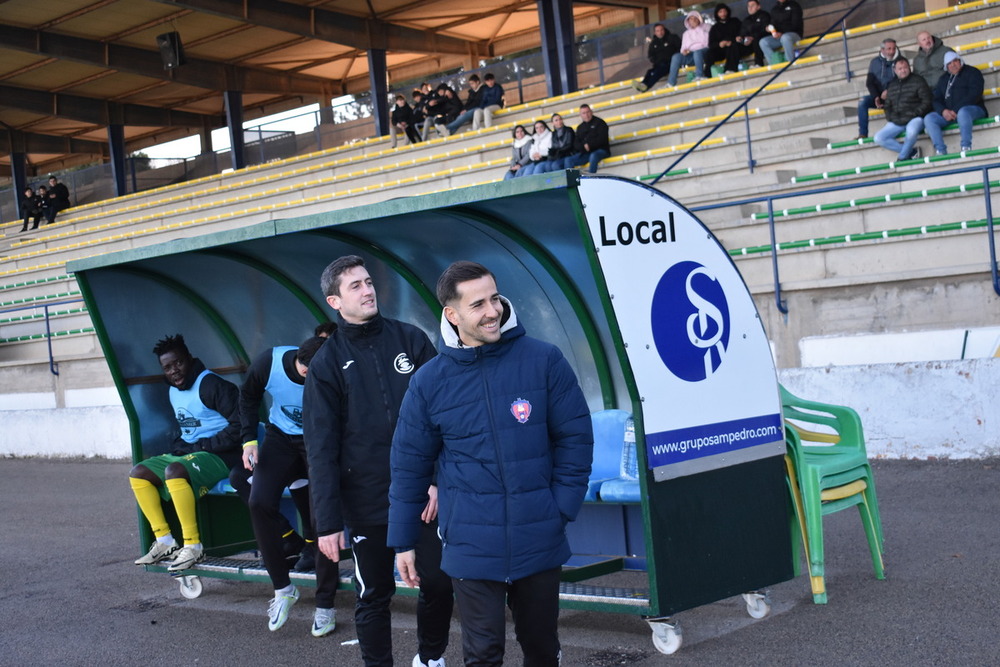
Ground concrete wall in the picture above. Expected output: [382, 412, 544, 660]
[780, 358, 1000, 459]
[4, 360, 998, 460]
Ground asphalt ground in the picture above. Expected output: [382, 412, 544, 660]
[2, 457, 999, 666]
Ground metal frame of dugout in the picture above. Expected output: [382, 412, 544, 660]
[69, 171, 792, 655]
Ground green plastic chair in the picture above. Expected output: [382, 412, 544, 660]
[781, 385, 885, 604]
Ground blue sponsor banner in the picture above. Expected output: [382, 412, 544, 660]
[645, 413, 784, 468]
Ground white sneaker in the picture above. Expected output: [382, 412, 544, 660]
[166, 544, 204, 571]
[267, 586, 300, 631]
[413, 655, 445, 667]
[311, 607, 336, 637]
[134, 540, 180, 565]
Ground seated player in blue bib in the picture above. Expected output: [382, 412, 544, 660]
[129, 334, 242, 571]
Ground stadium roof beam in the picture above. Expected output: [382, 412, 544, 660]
[151, 0, 478, 56]
[0, 23, 328, 95]
[0, 84, 222, 128]
[3, 129, 106, 156]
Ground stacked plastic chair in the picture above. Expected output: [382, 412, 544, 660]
[780, 385, 885, 603]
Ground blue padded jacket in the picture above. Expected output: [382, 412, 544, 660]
[388, 300, 593, 582]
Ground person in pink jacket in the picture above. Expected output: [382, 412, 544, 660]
[668, 12, 711, 85]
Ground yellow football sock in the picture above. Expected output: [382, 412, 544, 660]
[164, 477, 200, 545]
[129, 476, 171, 539]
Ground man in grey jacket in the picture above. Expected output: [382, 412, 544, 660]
[857, 38, 905, 139]
[912, 31, 954, 86]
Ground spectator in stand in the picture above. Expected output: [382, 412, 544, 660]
[924, 52, 988, 155]
[668, 12, 711, 87]
[36, 185, 56, 225]
[518, 120, 552, 177]
[431, 85, 463, 138]
[874, 57, 931, 161]
[473, 73, 505, 130]
[857, 38, 905, 139]
[19, 186, 42, 232]
[633, 23, 680, 92]
[537, 113, 577, 173]
[503, 124, 533, 180]
[760, 0, 803, 65]
[420, 83, 445, 141]
[566, 104, 611, 173]
[410, 89, 428, 141]
[389, 94, 422, 148]
[912, 31, 954, 87]
[443, 75, 483, 136]
[737, 0, 771, 68]
[707, 3, 742, 75]
[47, 175, 71, 214]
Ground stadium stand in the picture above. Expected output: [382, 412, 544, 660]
[1, 0, 999, 383]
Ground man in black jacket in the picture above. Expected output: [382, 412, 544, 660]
[47, 175, 71, 213]
[760, 0, 803, 65]
[633, 23, 680, 92]
[707, 3, 742, 74]
[304, 255, 453, 667]
[874, 57, 931, 161]
[566, 104, 611, 173]
[737, 0, 771, 67]
[537, 112, 577, 173]
[390, 94, 421, 148]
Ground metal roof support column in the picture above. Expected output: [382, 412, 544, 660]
[224, 90, 246, 171]
[552, 0, 578, 95]
[537, 0, 563, 97]
[368, 49, 390, 137]
[200, 118, 214, 155]
[11, 152, 27, 221]
[107, 124, 127, 197]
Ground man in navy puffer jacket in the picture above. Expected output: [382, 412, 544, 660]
[389, 260, 593, 666]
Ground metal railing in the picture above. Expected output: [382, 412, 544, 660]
[650, 0, 871, 183]
[0, 298, 87, 375]
[690, 161, 1000, 313]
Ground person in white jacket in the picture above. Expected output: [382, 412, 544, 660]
[517, 120, 552, 177]
[668, 11, 711, 85]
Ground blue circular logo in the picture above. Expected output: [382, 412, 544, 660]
[651, 261, 730, 382]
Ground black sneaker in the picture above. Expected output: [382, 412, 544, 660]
[294, 542, 316, 572]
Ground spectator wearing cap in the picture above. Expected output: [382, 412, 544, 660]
[924, 51, 987, 154]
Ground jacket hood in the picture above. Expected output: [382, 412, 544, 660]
[439, 295, 519, 349]
[714, 3, 730, 22]
[685, 11, 703, 28]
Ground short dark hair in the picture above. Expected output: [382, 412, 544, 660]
[395, 94, 406, 102]
[296, 336, 327, 366]
[153, 333, 190, 358]
[320, 255, 366, 297]
[314, 321, 338, 338]
[436, 83, 450, 92]
[551, 113, 562, 122]
[484, 73, 495, 81]
[468, 74, 480, 83]
[436, 261, 494, 306]
[579, 103, 591, 111]
[894, 56, 910, 68]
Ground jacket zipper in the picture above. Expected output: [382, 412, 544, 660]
[480, 348, 512, 583]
